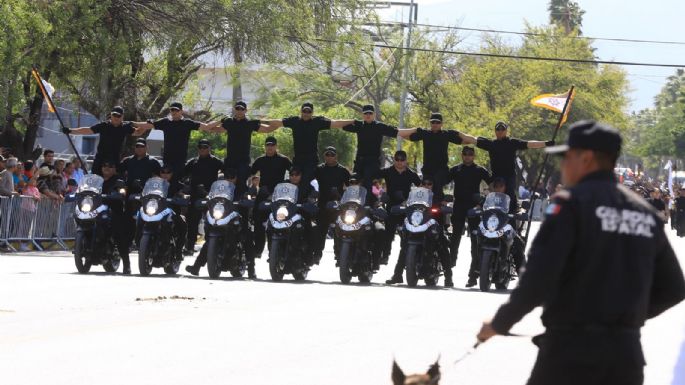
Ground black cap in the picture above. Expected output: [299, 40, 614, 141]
[462, 146, 475, 154]
[495, 121, 509, 130]
[198, 139, 211, 148]
[429, 113, 442, 123]
[324, 146, 337, 155]
[301, 102, 314, 112]
[234, 101, 247, 109]
[135, 138, 147, 147]
[111, 106, 124, 116]
[362, 104, 375, 114]
[265, 136, 277, 146]
[289, 166, 302, 176]
[394, 150, 407, 160]
[169, 102, 183, 110]
[546, 120, 622, 156]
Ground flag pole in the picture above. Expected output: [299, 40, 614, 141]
[523, 85, 575, 247]
[31, 66, 88, 173]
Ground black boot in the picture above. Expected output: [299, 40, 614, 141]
[466, 276, 478, 287]
[385, 275, 403, 284]
[185, 264, 200, 276]
[444, 273, 454, 288]
[122, 259, 131, 275]
[248, 263, 257, 279]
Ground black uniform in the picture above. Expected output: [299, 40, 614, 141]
[647, 197, 666, 215]
[221, 116, 261, 195]
[491, 171, 685, 385]
[89, 121, 135, 175]
[282, 116, 331, 183]
[408, 128, 463, 201]
[343, 120, 398, 191]
[102, 174, 130, 268]
[476, 136, 529, 211]
[313, 162, 351, 260]
[448, 163, 492, 277]
[250, 153, 292, 257]
[675, 196, 685, 236]
[183, 155, 223, 252]
[378, 166, 421, 277]
[152, 118, 201, 179]
[119, 154, 161, 190]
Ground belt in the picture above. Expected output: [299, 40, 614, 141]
[547, 324, 640, 335]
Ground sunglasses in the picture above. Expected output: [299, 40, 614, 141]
[198, 145, 210, 149]
[170, 108, 181, 112]
[160, 170, 172, 174]
[301, 109, 313, 113]
[463, 152, 475, 156]
[495, 126, 507, 131]
[363, 112, 374, 115]
[234, 107, 245, 111]
[111, 113, 122, 118]
[394, 158, 407, 162]
[324, 153, 336, 157]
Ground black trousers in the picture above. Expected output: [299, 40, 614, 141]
[353, 157, 381, 192]
[314, 204, 336, 256]
[391, 229, 451, 279]
[252, 197, 269, 258]
[185, 202, 202, 251]
[500, 174, 519, 213]
[110, 210, 130, 266]
[527, 332, 644, 385]
[421, 167, 449, 202]
[450, 205, 480, 278]
[224, 159, 251, 197]
[293, 158, 318, 185]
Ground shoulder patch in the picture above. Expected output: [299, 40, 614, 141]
[545, 202, 562, 216]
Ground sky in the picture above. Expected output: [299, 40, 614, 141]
[379, 0, 685, 112]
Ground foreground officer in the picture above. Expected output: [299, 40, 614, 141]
[477, 120, 685, 385]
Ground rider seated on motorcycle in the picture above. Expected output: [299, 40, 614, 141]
[345, 174, 385, 268]
[155, 164, 188, 258]
[422, 177, 454, 287]
[185, 169, 258, 278]
[283, 166, 319, 265]
[101, 160, 131, 274]
[489, 177, 525, 274]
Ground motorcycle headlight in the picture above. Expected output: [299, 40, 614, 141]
[80, 196, 93, 212]
[486, 215, 499, 231]
[343, 209, 356, 224]
[212, 202, 225, 220]
[410, 210, 424, 226]
[276, 206, 289, 221]
[145, 199, 159, 215]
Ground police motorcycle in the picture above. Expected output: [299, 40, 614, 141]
[134, 177, 188, 276]
[70, 174, 125, 274]
[330, 185, 387, 284]
[393, 187, 453, 287]
[198, 180, 254, 278]
[470, 192, 527, 292]
[263, 182, 318, 281]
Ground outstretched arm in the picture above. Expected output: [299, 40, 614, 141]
[66, 127, 94, 135]
[527, 140, 553, 149]
[262, 120, 285, 130]
[257, 123, 279, 133]
[398, 128, 418, 138]
[459, 131, 477, 145]
[330, 119, 355, 129]
[131, 122, 152, 136]
[198, 121, 222, 132]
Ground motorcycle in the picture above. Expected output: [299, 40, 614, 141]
[471, 192, 527, 292]
[135, 177, 188, 276]
[200, 180, 254, 278]
[394, 187, 452, 287]
[331, 185, 387, 284]
[71, 174, 125, 274]
[263, 182, 318, 281]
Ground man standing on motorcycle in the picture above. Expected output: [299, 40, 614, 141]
[100, 160, 131, 274]
[381, 150, 422, 285]
[418, 177, 455, 287]
[447, 146, 493, 287]
[183, 139, 224, 255]
[476, 121, 553, 212]
[313, 146, 351, 264]
[477, 120, 685, 385]
[398, 112, 476, 201]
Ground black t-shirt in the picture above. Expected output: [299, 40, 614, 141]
[120, 154, 161, 189]
[251, 154, 292, 195]
[314, 163, 351, 204]
[476, 137, 528, 177]
[183, 155, 224, 194]
[378, 166, 421, 206]
[343, 120, 398, 159]
[282, 116, 331, 161]
[222, 117, 261, 163]
[90, 121, 135, 162]
[448, 163, 492, 206]
[408, 128, 463, 171]
[153, 118, 201, 164]
[647, 198, 666, 212]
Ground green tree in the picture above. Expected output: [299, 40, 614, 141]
[548, 0, 585, 34]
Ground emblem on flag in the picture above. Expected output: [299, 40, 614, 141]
[531, 88, 576, 125]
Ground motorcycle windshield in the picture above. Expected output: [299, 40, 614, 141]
[272, 183, 298, 204]
[208, 180, 235, 200]
[483, 192, 510, 213]
[340, 186, 366, 206]
[406, 187, 433, 208]
[142, 177, 169, 198]
[77, 174, 103, 193]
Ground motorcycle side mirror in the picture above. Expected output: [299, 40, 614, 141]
[444, 194, 454, 203]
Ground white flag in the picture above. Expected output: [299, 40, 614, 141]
[665, 160, 674, 196]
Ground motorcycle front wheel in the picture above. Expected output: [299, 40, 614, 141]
[405, 244, 419, 288]
[479, 250, 493, 292]
[268, 238, 285, 281]
[206, 236, 223, 279]
[338, 241, 353, 284]
[74, 231, 92, 274]
[138, 233, 154, 276]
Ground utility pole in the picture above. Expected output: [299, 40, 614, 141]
[396, 0, 416, 150]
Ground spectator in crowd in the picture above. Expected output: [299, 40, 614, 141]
[12, 160, 28, 193]
[372, 179, 384, 198]
[66, 179, 78, 194]
[71, 157, 84, 184]
[63, 162, 75, 184]
[23, 160, 34, 180]
[0, 156, 18, 197]
[54, 159, 67, 190]
[19, 176, 42, 251]
[40, 149, 55, 170]
[51, 173, 65, 196]
[36, 166, 62, 201]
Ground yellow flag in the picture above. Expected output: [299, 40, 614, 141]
[31, 68, 56, 113]
[531, 88, 575, 124]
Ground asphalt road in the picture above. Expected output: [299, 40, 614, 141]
[1, 223, 684, 385]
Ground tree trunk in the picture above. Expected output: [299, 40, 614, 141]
[232, 42, 243, 104]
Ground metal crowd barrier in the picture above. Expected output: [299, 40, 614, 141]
[0, 195, 77, 252]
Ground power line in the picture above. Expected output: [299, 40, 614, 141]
[287, 35, 685, 68]
[347, 19, 685, 46]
